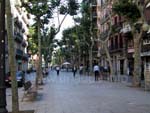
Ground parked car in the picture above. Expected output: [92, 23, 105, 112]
[5, 71, 25, 87]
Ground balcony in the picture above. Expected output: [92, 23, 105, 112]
[22, 40, 27, 47]
[14, 32, 23, 43]
[16, 49, 23, 57]
[14, 17, 22, 29]
[142, 42, 150, 52]
[109, 46, 123, 53]
[22, 53, 29, 61]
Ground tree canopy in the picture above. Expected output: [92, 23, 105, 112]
[112, 0, 141, 23]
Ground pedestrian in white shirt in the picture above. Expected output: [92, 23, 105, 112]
[56, 66, 60, 76]
[93, 63, 100, 81]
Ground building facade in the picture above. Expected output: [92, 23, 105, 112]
[5, 0, 29, 73]
[97, 0, 150, 84]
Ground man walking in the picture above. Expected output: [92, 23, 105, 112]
[93, 63, 100, 81]
[72, 65, 77, 78]
[56, 66, 60, 76]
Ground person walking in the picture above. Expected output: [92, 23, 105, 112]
[93, 63, 100, 81]
[72, 65, 77, 78]
[56, 66, 60, 76]
[79, 64, 83, 75]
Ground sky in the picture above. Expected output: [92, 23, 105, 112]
[29, 0, 82, 40]
[54, 0, 82, 40]
[54, 15, 75, 40]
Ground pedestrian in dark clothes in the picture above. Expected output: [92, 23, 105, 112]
[93, 63, 100, 81]
[56, 66, 60, 76]
[72, 65, 77, 78]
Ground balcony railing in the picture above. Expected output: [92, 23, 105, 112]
[16, 49, 23, 56]
[22, 53, 28, 61]
[14, 18, 22, 29]
[14, 32, 23, 43]
[142, 43, 150, 52]
[109, 46, 123, 53]
[22, 40, 27, 47]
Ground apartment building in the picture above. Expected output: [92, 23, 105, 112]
[97, 0, 150, 83]
[5, 0, 29, 73]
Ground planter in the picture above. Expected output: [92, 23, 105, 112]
[8, 110, 34, 113]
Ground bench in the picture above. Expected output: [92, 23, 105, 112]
[21, 81, 37, 101]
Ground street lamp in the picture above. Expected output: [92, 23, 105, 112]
[0, 0, 8, 113]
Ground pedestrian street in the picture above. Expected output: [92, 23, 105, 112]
[6, 70, 150, 113]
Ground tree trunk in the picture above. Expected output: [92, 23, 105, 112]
[133, 34, 142, 86]
[78, 45, 81, 67]
[89, 42, 94, 75]
[37, 19, 43, 85]
[6, 0, 19, 113]
[103, 42, 114, 82]
[123, 35, 128, 75]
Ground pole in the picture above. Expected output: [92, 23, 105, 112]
[0, 0, 8, 113]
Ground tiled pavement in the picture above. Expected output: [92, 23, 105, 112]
[6, 70, 150, 113]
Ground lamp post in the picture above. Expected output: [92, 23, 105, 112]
[0, 0, 8, 113]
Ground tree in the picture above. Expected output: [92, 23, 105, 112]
[41, 26, 56, 67]
[79, 0, 94, 75]
[113, 0, 149, 87]
[96, 0, 115, 81]
[22, 0, 53, 85]
[28, 26, 38, 54]
[6, 0, 19, 113]
[23, 0, 79, 85]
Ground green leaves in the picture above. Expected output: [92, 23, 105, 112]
[28, 27, 38, 54]
[22, 0, 53, 24]
[60, 5, 68, 14]
[51, 0, 61, 8]
[112, 0, 141, 22]
[68, 0, 79, 15]
[59, 0, 79, 15]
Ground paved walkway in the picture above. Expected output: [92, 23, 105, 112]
[6, 70, 150, 113]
